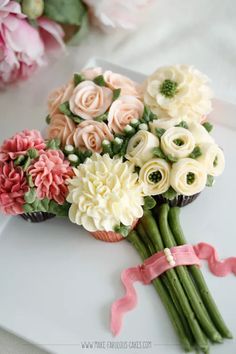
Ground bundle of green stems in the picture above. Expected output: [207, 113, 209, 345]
[126, 204, 232, 353]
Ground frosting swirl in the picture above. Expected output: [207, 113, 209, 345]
[149, 117, 182, 134]
[139, 158, 170, 195]
[161, 127, 195, 159]
[197, 143, 225, 177]
[47, 113, 76, 148]
[48, 80, 74, 116]
[188, 121, 214, 145]
[103, 70, 143, 98]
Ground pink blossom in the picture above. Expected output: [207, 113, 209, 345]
[0, 129, 46, 162]
[0, 160, 28, 215]
[28, 149, 73, 205]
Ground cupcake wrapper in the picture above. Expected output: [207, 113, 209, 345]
[155, 193, 200, 208]
[20, 212, 56, 223]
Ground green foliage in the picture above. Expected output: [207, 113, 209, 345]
[162, 187, 177, 200]
[144, 196, 156, 210]
[44, 0, 86, 25]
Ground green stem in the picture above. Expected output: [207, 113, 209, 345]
[141, 210, 209, 353]
[156, 204, 222, 343]
[168, 207, 233, 339]
[126, 231, 192, 352]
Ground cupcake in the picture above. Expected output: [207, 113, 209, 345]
[66, 154, 144, 242]
[0, 130, 72, 222]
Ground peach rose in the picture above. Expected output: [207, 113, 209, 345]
[48, 80, 74, 116]
[108, 95, 144, 134]
[72, 120, 113, 153]
[47, 114, 76, 148]
[81, 66, 103, 80]
[69, 81, 113, 120]
[103, 70, 143, 98]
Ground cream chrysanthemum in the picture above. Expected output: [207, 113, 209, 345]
[66, 154, 144, 232]
[144, 65, 213, 122]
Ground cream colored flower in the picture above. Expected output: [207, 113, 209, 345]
[170, 158, 207, 196]
[103, 70, 143, 98]
[149, 117, 182, 134]
[108, 95, 144, 134]
[47, 113, 76, 148]
[144, 65, 213, 121]
[67, 154, 144, 232]
[69, 80, 113, 119]
[139, 158, 170, 195]
[125, 130, 159, 167]
[187, 121, 214, 145]
[197, 143, 225, 176]
[81, 66, 103, 80]
[72, 120, 113, 153]
[161, 127, 195, 159]
[48, 80, 74, 116]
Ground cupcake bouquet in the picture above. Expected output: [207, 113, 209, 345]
[0, 65, 234, 353]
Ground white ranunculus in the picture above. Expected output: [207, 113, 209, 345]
[139, 158, 171, 196]
[187, 121, 214, 145]
[161, 127, 195, 159]
[197, 143, 225, 176]
[170, 158, 207, 196]
[125, 130, 159, 167]
[144, 65, 213, 122]
[149, 117, 182, 134]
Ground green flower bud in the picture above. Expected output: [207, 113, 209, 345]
[22, 0, 44, 20]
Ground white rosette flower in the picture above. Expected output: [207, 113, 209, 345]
[149, 117, 182, 135]
[161, 127, 195, 159]
[170, 158, 207, 196]
[197, 143, 225, 176]
[125, 130, 159, 167]
[188, 121, 214, 145]
[139, 158, 171, 196]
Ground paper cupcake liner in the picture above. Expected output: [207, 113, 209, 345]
[19, 212, 56, 223]
[90, 220, 139, 243]
[155, 193, 200, 208]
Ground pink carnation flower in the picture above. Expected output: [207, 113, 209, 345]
[0, 160, 28, 215]
[28, 149, 72, 205]
[0, 129, 46, 162]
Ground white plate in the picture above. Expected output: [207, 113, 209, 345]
[0, 59, 235, 354]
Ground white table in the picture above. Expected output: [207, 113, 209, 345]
[0, 0, 235, 353]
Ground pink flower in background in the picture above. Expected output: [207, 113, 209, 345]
[0, 129, 46, 162]
[29, 149, 72, 205]
[0, 161, 28, 215]
[84, 0, 153, 31]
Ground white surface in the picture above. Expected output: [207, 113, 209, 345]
[0, 0, 236, 353]
[0, 59, 236, 354]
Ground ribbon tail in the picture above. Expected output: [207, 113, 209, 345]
[111, 266, 143, 336]
[194, 242, 236, 277]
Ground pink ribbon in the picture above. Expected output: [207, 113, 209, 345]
[111, 242, 236, 336]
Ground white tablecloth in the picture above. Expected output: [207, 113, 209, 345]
[0, 0, 235, 353]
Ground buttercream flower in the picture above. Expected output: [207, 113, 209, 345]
[72, 120, 113, 153]
[139, 158, 170, 195]
[197, 143, 225, 177]
[67, 153, 144, 232]
[188, 121, 214, 145]
[161, 127, 195, 159]
[81, 66, 103, 80]
[108, 95, 144, 134]
[47, 113, 76, 148]
[0, 129, 46, 162]
[0, 161, 28, 215]
[144, 65, 213, 122]
[48, 80, 74, 116]
[69, 80, 113, 119]
[103, 70, 143, 98]
[149, 117, 182, 134]
[170, 158, 207, 196]
[28, 149, 72, 204]
[125, 130, 159, 167]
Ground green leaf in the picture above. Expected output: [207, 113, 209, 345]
[23, 203, 34, 213]
[153, 147, 166, 159]
[142, 106, 157, 123]
[74, 73, 84, 86]
[162, 187, 177, 200]
[175, 121, 188, 129]
[206, 174, 214, 187]
[44, 0, 86, 25]
[94, 113, 108, 122]
[46, 115, 51, 124]
[189, 146, 202, 159]
[155, 128, 166, 138]
[203, 121, 213, 133]
[72, 116, 83, 124]
[27, 174, 34, 188]
[46, 138, 61, 150]
[24, 188, 37, 204]
[93, 75, 106, 86]
[27, 148, 39, 159]
[166, 154, 178, 163]
[114, 224, 130, 237]
[49, 201, 70, 217]
[144, 196, 156, 210]
[59, 101, 72, 116]
[23, 156, 31, 171]
[67, 12, 89, 46]
[112, 88, 121, 101]
[14, 155, 26, 166]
